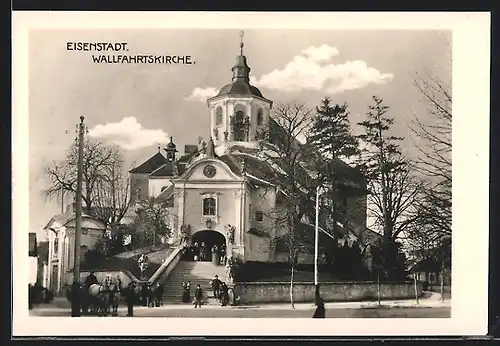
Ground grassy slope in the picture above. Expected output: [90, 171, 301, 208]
[85, 246, 174, 280]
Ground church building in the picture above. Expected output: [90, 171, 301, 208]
[129, 36, 371, 264]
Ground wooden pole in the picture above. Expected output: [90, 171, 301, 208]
[314, 185, 320, 306]
[377, 272, 381, 306]
[414, 272, 420, 304]
[71, 116, 85, 317]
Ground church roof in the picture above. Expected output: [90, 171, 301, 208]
[216, 81, 264, 98]
[150, 163, 176, 177]
[155, 184, 174, 202]
[129, 152, 167, 174]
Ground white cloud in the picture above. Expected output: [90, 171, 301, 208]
[185, 87, 219, 103]
[88, 116, 169, 151]
[185, 44, 393, 102]
[301, 44, 340, 62]
[251, 45, 394, 93]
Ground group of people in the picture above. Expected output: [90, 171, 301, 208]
[181, 242, 227, 265]
[181, 281, 204, 308]
[180, 274, 230, 307]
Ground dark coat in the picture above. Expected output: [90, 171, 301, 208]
[313, 302, 326, 318]
[195, 287, 203, 300]
[211, 278, 221, 289]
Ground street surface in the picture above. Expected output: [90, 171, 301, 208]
[30, 304, 450, 318]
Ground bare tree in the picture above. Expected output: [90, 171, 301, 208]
[410, 70, 452, 243]
[44, 138, 130, 224]
[256, 102, 315, 308]
[93, 154, 131, 227]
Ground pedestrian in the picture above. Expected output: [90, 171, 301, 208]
[193, 242, 200, 261]
[141, 283, 148, 307]
[313, 298, 326, 318]
[182, 282, 189, 303]
[220, 282, 229, 306]
[156, 283, 164, 307]
[212, 245, 219, 265]
[126, 282, 136, 317]
[210, 275, 221, 300]
[187, 281, 192, 302]
[200, 242, 207, 261]
[194, 284, 203, 308]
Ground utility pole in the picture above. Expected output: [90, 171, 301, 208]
[71, 116, 85, 317]
[314, 185, 321, 306]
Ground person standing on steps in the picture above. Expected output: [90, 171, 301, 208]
[182, 282, 188, 303]
[210, 275, 222, 300]
[211, 245, 219, 265]
[194, 284, 203, 308]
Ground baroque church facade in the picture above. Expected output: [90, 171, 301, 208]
[129, 39, 372, 264]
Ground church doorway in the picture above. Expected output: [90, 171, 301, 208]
[189, 230, 226, 263]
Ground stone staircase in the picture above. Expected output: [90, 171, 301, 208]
[162, 260, 227, 305]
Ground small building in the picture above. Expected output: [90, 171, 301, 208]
[43, 211, 106, 294]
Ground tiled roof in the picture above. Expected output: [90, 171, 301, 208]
[149, 163, 176, 177]
[155, 185, 174, 202]
[274, 223, 336, 252]
[129, 152, 166, 174]
[247, 228, 270, 238]
[44, 212, 93, 230]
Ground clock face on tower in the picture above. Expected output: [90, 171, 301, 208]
[203, 164, 217, 178]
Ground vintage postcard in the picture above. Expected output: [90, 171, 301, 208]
[12, 11, 490, 336]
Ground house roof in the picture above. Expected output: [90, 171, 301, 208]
[149, 162, 176, 177]
[129, 152, 167, 174]
[155, 185, 174, 202]
[43, 212, 101, 230]
[274, 223, 337, 252]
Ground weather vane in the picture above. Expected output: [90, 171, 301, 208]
[239, 30, 244, 55]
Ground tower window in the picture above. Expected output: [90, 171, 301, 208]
[232, 110, 248, 141]
[255, 211, 264, 222]
[257, 108, 264, 126]
[215, 106, 223, 126]
[202, 197, 216, 216]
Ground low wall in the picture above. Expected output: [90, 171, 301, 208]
[148, 247, 183, 285]
[233, 281, 423, 304]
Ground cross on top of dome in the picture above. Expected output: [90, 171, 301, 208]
[240, 31, 244, 55]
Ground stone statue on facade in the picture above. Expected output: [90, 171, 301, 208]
[223, 131, 229, 141]
[180, 224, 191, 245]
[225, 257, 235, 285]
[213, 128, 219, 140]
[226, 224, 235, 244]
[197, 136, 207, 155]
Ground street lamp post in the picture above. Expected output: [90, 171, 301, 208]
[314, 185, 321, 306]
[71, 116, 85, 317]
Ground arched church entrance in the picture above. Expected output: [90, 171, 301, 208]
[190, 230, 226, 264]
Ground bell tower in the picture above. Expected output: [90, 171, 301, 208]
[164, 137, 178, 162]
[206, 31, 273, 153]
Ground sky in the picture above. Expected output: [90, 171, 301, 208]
[29, 29, 451, 239]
